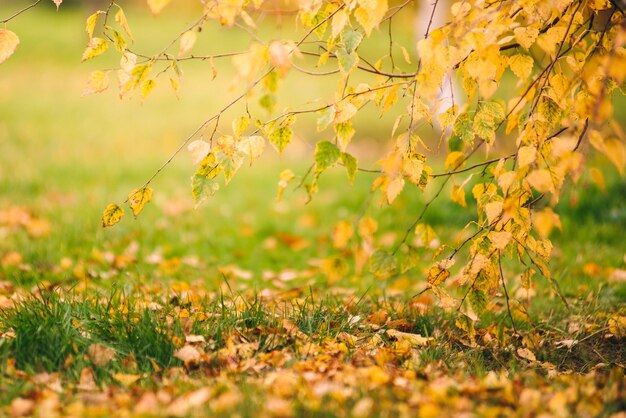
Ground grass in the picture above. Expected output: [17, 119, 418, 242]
[0, 2, 625, 417]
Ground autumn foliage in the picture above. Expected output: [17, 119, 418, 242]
[2, 0, 625, 333]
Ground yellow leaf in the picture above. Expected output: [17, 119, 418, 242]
[533, 208, 561, 238]
[604, 138, 626, 175]
[88, 343, 115, 367]
[437, 105, 458, 131]
[237, 135, 266, 163]
[332, 220, 354, 249]
[516, 347, 536, 362]
[517, 145, 537, 168]
[386, 176, 405, 204]
[490, 231, 512, 249]
[277, 169, 295, 201]
[527, 169, 553, 193]
[445, 151, 465, 171]
[450, 184, 467, 207]
[140, 79, 156, 100]
[331, 9, 349, 38]
[113, 373, 141, 387]
[147, 0, 171, 15]
[81, 37, 108, 62]
[354, 0, 388, 36]
[589, 167, 606, 191]
[399, 45, 412, 64]
[508, 54, 533, 81]
[53, 0, 63, 10]
[174, 345, 201, 363]
[485, 201, 503, 224]
[188, 140, 211, 165]
[128, 187, 153, 218]
[514, 26, 539, 50]
[170, 77, 179, 97]
[83, 70, 109, 95]
[102, 203, 124, 227]
[85, 12, 100, 39]
[386, 329, 433, 347]
[427, 264, 450, 286]
[179, 31, 197, 57]
[115, 8, 134, 39]
[334, 100, 358, 124]
[0, 29, 20, 65]
[538, 26, 567, 57]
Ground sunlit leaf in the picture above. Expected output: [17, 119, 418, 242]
[269, 126, 293, 154]
[102, 203, 124, 227]
[147, 0, 171, 15]
[191, 174, 219, 206]
[315, 141, 341, 172]
[81, 37, 108, 62]
[83, 70, 109, 95]
[115, 8, 134, 39]
[369, 250, 396, 279]
[179, 31, 197, 57]
[85, 12, 101, 39]
[341, 152, 357, 183]
[0, 29, 20, 65]
[128, 187, 153, 218]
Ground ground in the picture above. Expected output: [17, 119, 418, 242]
[0, 3, 625, 417]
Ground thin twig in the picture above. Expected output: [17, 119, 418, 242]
[125, 4, 346, 198]
[0, 0, 41, 24]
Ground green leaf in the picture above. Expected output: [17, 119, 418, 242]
[341, 152, 357, 183]
[128, 187, 153, 218]
[335, 121, 355, 150]
[317, 106, 335, 132]
[259, 94, 276, 113]
[472, 101, 504, 144]
[269, 126, 292, 154]
[314, 141, 341, 172]
[469, 288, 488, 316]
[263, 71, 279, 93]
[215, 149, 245, 184]
[453, 113, 474, 144]
[448, 135, 463, 152]
[538, 97, 562, 127]
[369, 250, 397, 279]
[400, 245, 421, 273]
[102, 203, 124, 228]
[336, 48, 359, 74]
[191, 174, 219, 206]
[341, 29, 363, 54]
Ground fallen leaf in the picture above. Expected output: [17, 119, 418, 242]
[87, 343, 115, 367]
[517, 347, 536, 362]
[10, 398, 34, 417]
[185, 335, 206, 344]
[113, 373, 141, 387]
[386, 329, 434, 347]
[174, 345, 201, 363]
[166, 388, 212, 417]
